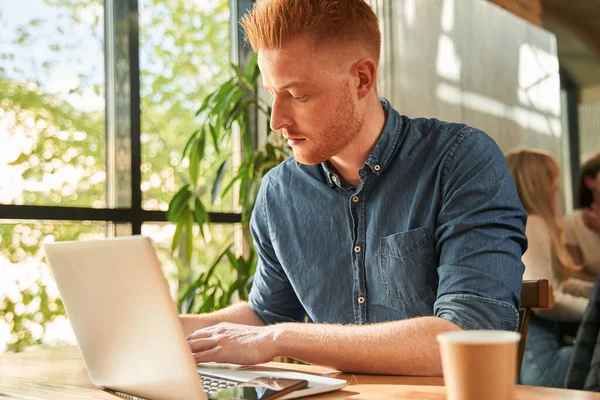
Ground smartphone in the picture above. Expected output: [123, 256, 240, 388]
[207, 377, 308, 400]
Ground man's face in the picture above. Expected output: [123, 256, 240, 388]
[258, 37, 365, 165]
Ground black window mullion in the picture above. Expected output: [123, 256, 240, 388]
[0, 205, 240, 224]
[128, 0, 142, 234]
[560, 68, 580, 204]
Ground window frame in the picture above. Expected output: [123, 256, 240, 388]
[0, 0, 253, 233]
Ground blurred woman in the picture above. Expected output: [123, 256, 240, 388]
[507, 149, 592, 388]
[564, 154, 600, 281]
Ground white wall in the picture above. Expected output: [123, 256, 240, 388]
[368, 0, 572, 209]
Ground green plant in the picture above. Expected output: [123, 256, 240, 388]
[168, 53, 289, 313]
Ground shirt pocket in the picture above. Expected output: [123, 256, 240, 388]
[379, 226, 438, 315]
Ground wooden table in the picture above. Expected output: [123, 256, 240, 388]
[0, 346, 598, 399]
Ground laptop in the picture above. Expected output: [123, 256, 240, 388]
[44, 236, 346, 400]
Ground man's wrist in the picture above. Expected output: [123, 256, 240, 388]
[267, 323, 291, 358]
[179, 314, 218, 336]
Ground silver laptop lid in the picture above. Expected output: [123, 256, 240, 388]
[44, 236, 205, 400]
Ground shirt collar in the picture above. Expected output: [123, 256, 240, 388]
[321, 98, 403, 187]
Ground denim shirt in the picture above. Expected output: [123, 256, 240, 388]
[248, 98, 527, 331]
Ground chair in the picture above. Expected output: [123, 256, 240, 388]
[518, 279, 553, 377]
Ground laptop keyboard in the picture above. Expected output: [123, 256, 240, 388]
[199, 373, 239, 396]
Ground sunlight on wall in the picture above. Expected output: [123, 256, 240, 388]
[434, 41, 561, 137]
[518, 43, 561, 118]
[403, 0, 416, 26]
[436, 36, 462, 82]
[436, 82, 562, 137]
[441, 0, 454, 32]
[436, 0, 461, 83]
[381, 0, 564, 158]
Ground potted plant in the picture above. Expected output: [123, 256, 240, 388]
[167, 53, 288, 313]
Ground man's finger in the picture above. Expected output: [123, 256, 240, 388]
[189, 337, 218, 353]
[186, 330, 213, 341]
[193, 346, 222, 363]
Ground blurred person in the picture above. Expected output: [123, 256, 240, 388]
[507, 149, 593, 387]
[565, 278, 600, 392]
[564, 154, 600, 282]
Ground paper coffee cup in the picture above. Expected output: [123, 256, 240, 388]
[437, 330, 521, 400]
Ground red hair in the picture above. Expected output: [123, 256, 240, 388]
[240, 0, 381, 65]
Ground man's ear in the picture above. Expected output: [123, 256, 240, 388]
[352, 58, 377, 100]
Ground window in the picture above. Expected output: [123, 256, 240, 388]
[139, 0, 233, 212]
[0, 0, 242, 353]
[0, 220, 106, 352]
[0, 0, 106, 208]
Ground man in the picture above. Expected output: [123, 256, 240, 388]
[183, 0, 527, 376]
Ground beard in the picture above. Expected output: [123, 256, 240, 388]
[292, 82, 365, 165]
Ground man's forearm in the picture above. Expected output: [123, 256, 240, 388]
[271, 316, 461, 376]
[180, 302, 265, 335]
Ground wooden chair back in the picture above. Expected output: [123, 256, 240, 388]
[518, 279, 553, 377]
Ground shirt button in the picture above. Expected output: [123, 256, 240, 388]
[374, 164, 381, 171]
[358, 296, 365, 304]
[354, 245, 361, 253]
[352, 195, 359, 203]
[332, 175, 338, 182]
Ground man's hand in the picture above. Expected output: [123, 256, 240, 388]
[583, 204, 600, 233]
[179, 302, 266, 336]
[187, 322, 278, 365]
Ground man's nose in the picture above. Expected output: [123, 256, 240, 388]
[270, 97, 293, 131]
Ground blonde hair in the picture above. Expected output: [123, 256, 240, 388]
[506, 149, 580, 272]
[240, 0, 381, 65]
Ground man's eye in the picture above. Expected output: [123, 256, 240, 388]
[292, 94, 308, 101]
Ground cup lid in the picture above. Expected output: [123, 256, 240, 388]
[436, 330, 521, 344]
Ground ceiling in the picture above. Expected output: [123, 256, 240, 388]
[542, 0, 600, 88]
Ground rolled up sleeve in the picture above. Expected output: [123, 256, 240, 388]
[434, 128, 527, 332]
[435, 293, 520, 331]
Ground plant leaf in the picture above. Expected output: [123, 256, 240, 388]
[193, 198, 210, 240]
[210, 80, 236, 117]
[225, 250, 238, 271]
[207, 124, 219, 154]
[189, 129, 206, 184]
[244, 53, 259, 82]
[211, 159, 228, 204]
[184, 208, 194, 264]
[220, 173, 242, 199]
[225, 279, 241, 301]
[177, 240, 233, 309]
[189, 138, 200, 185]
[231, 63, 244, 80]
[180, 271, 207, 312]
[182, 129, 200, 159]
[195, 81, 229, 116]
[172, 217, 185, 254]
[201, 291, 216, 313]
[180, 284, 200, 314]
[167, 185, 192, 222]
[265, 143, 276, 161]
[195, 90, 217, 117]
[224, 101, 243, 131]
